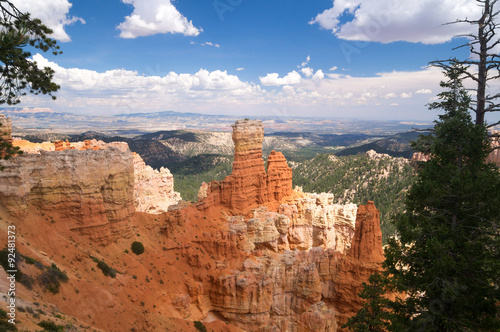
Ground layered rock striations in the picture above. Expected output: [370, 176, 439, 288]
[226, 192, 357, 254]
[0, 147, 135, 244]
[200, 119, 293, 212]
[11, 137, 181, 215]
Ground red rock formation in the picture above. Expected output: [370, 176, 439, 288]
[201, 119, 293, 212]
[267, 150, 293, 202]
[349, 201, 384, 263]
[10, 138, 181, 215]
[0, 148, 135, 244]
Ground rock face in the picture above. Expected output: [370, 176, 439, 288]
[11, 138, 181, 215]
[349, 201, 384, 263]
[160, 201, 383, 331]
[280, 191, 358, 254]
[133, 152, 181, 214]
[201, 119, 293, 212]
[0, 148, 135, 244]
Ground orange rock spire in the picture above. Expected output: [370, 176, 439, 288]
[349, 201, 384, 263]
[201, 119, 293, 212]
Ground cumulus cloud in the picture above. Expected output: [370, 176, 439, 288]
[260, 71, 302, 86]
[29, 53, 265, 114]
[12, 0, 85, 42]
[309, 0, 479, 44]
[301, 67, 314, 77]
[329, 66, 338, 71]
[313, 70, 325, 80]
[118, 0, 201, 38]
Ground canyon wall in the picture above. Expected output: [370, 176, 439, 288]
[0, 147, 135, 244]
[172, 119, 381, 330]
[11, 137, 182, 215]
[0, 116, 386, 331]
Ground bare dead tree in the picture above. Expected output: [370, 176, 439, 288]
[430, 0, 500, 128]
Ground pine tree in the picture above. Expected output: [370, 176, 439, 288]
[345, 63, 500, 331]
[384, 63, 500, 331]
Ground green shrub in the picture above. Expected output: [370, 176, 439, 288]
[0, 320, 18, 331]
[131, 241, 144, 255]
[92, 257, 117, 278]
[37, 264, 68, 294]
[194, 321, 207, 332]
[38, 320, 64, 331]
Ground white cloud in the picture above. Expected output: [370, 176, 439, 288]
[236, 68, 245, 71]
[310, 0, 480, 44]
[298, 55, 311, 68]
[12, 0, 85, 42]
[118, 0, 201, 38]
[29, 53, 264, 114]
[400, 92, 413, 99]
[301, 67, 314, 77]
[202, 42, 221, 48]
[313, 70, 325, 80]
[329, 66, 338, 71]
[260, 71, 302, 86]
[416, 88, 432, 94]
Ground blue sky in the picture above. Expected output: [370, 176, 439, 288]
[11, 0, 499, 122]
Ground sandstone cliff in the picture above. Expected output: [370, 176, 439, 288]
[158, 200, 382, 331]
[11, 137, 182, 215]
[0, 147, 135, 244]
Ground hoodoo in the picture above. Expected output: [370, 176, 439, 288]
[200, 119, 293, 212]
